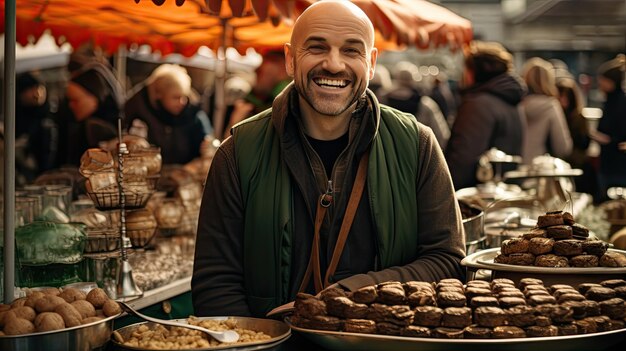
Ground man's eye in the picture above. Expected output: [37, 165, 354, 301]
[308, 45, 326, 52]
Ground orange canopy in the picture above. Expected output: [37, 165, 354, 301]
[1, 0, 472, 56]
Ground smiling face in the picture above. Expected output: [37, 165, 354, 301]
[285, 1, 377, 118]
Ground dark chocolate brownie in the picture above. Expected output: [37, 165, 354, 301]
[441, 307, 472, 329]
[571, 223, 589, 239]
[522, 228, 547, 240]
[501, 238, 530, 255]
[300, 315, 343, 331]
[537, 213, 565, 228]
[577, 283, 603, 295]
[546, 225, 573, 240]
[518, 278, 544, 289]
[376, 322, 403, 335]
[413, 306, 443, 327]
[465, 287, 493, 302]
[492, 326, 526, 339]
[470, 296, 500, 308]
[385, 305, 414, 326]
[436, 291, 466, 308]
[499, 297, 527, 308]
[407, 290, 436, 307]
[553, 239, 583, 256]
[401, 325, 431, 337]
[326, 296, 354, 318]
[614, 286, 626, 299]
[526, 325, 558, 337]
[582, 240, 608, 256]
[508, 253, 536, 265]
[343, 319, 377, 334]
[432, 327, 464, 339]
[562, 212, 575, 225]
[366, 303, 390, 323]
[320, 287, 348, 303]
[377, 283, 406, 305]
[403, 281, 435, 295]
[535, 254, 569, 267]
[528, 237, 555, 255]
[600, 279, 626, 289]
[463, 325, 492, 339]
[599, 298, 626, 319]
[569, 254, 599, 267]
[506, 305, 536, 327]
[344, 302, 369, 319]
[473, 306, 508, 328]
[351, 285, 378, 304]
[558, 323, 578, 336]
[537, 304, 574, 324]
[585, 286, 616, 301]
[528, 295, 557, 306]
[294, 293, 327, 318]
[560, 300, 587, 319]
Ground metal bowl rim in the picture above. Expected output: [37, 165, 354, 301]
[0, 312, 119, 339]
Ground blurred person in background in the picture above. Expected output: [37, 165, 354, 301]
[218, 76, 254, 140]
[246, 49, 292, 115]
[520, 57, 572, 164]
[429, 71, 458, 127]
[556, 77, 596, 195]
[14, 72, 58, 184]
[125, 64, 212, 165]
[445, 41, 527, 190]
[381, 61, 450, 150]
[368, 64, 392, 99]
[591, 54, 626, 201]
[56, 63, 121, 166]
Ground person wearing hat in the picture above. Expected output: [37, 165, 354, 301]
[591, 54, 626, 200]
[14, 72, 58, 183]
[445, 41, 527, 190]
[57, 64, 121, 166]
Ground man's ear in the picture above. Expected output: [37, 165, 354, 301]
[285, 44, 295, 77]
[369, 48, 378, 80]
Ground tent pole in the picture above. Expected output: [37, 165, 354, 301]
[3, 0, 17, 304]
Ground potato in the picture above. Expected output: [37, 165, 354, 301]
[0, 310, 12, 328]
[41, 288, 61, 296]
[24, 291, 46, 308]
[3, 316, 35, 335]
[10, 297, 27, 309]
[9, 306, 36, 322]
[102, 299, 121, 317]
[82, 316, 103, 324]
[86, 288, 108, 309]
[54, 303, 82, 327]
[34, 295, 66, 313]
[0, 304, 11, 312]
[71, 300, 96, 319]
[58, 288, 87, 303]
[34, 312, 65, 332]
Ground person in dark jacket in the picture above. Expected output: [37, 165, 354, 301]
[57, 63, 121, 166]
[591, 54, 626, 201]
[14, 72, 58, 183]
[192, 0, 465, 318]
[125, 64, 212, 165]
[445, 41, 527, 190]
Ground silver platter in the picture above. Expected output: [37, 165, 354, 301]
[287, 318, 626, 351]
[109, 316, 291, 351]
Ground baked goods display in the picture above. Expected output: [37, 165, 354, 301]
[291, 278, 626, 339]
[493, 211, 625, 268]
[0, 287, 120, 336]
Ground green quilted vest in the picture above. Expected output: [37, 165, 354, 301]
[234, 105, 420, 316]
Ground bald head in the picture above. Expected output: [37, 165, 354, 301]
[290, 0, 375, 49]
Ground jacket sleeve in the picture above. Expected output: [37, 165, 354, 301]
[191, 137, 252, 316]
[338, 127, 466, 291]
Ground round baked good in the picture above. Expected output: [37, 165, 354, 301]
[3, 316, 36, 336]
[438, 278, 464, 287]
[569, 255, 599, 267]
[548, 284, 574, 293]
[23, 292, 45, 308]
[536, 304, 574, 324]
[535, 254, 569, 267]
[582, 300, 601, 316]
[401, 325, 431, 337]
[527, 295, 556, 306]
[86, 288, 108, 309]
[466, 280, 491, 289]
[294, 294, 326, 319]
[469, 296, 499, 308]
[537, 213, 565, 228]
[574, 319, 597, 334]
[436, 291, 466, 308]
[377, 283, 406, 305]
[491, 278, 515, 287]
[526, 325, 558, 337]
[58, 288, 87, 304]
[535, 316, 552, 327]
[562, 211, 575, 225]
[432, 327, 464, 339]
[407, 290, 436, 307]
[578, 283, 602, 295]
[301, 315, 343, 331]
[499, 297, 527, 308]
[552, 288, 579, 299]
[463, 325, 492, 339]
[614, 286, 626, 299]
[34, 295, 66, 313]
[493, 254, 510, 264]
[70, 300, 97, 319]
[507, 253, 535, 266]
[528, 237, 555, 255]
[8, 306, 36, 322]
[102, 299, 122, 317]
[599, 252, 626, 267]
[413, 306, 443, 327]
[492, 326, 526, 339]
[326, 296, 354, 318]
[587, 315, 611, 332]
[441, 307, 472, 329]
[498, 290, 525, 299]
[600, 279, 626, 289]
[386, 305, 414, 326]
[553, 240, 583, 256]
[491, 282, 516, 293]
[53, 303, 82, 327]
[599, 298, 626, 319]
[34, 312, 65, 332]
[343, 319, 377, 334]
[571, 223, 589, 239]
[376, 322, 402, 335]
[320, 286, 348, 303]
[351, 286, 378, 304]
[473, 306, 507, 328]
[585, 287, 616, 301]
[522, 228, 547, 240]
[465, 287, 493, 302]
[403, 281, 435, 295]
[523, 284, 548, 293]
[561, 300, 587, 319]
[558, 323, 578, 336]
[501, 238, 530, 255]
[557, 293, 586, 304]
[437, 286, 465, 295]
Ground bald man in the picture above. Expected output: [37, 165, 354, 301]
[192, 0, 465, 317]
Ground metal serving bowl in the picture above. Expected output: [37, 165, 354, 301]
[0, 313, 117, 351]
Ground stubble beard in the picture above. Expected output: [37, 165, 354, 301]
[294, 71, 363, 117]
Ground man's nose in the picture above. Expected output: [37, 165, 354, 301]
[322, 49, 345, 73]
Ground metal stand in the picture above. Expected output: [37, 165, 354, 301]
[115, 120, 142, 299]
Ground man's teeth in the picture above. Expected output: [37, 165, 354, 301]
[315, 78, 348, 88]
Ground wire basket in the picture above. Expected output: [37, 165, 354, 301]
[87, 191, 154, 210]
[126, 227, 157, 248]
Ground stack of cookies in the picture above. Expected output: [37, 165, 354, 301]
[494, 211, 626, 268]
[292, 278, 626, 339]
